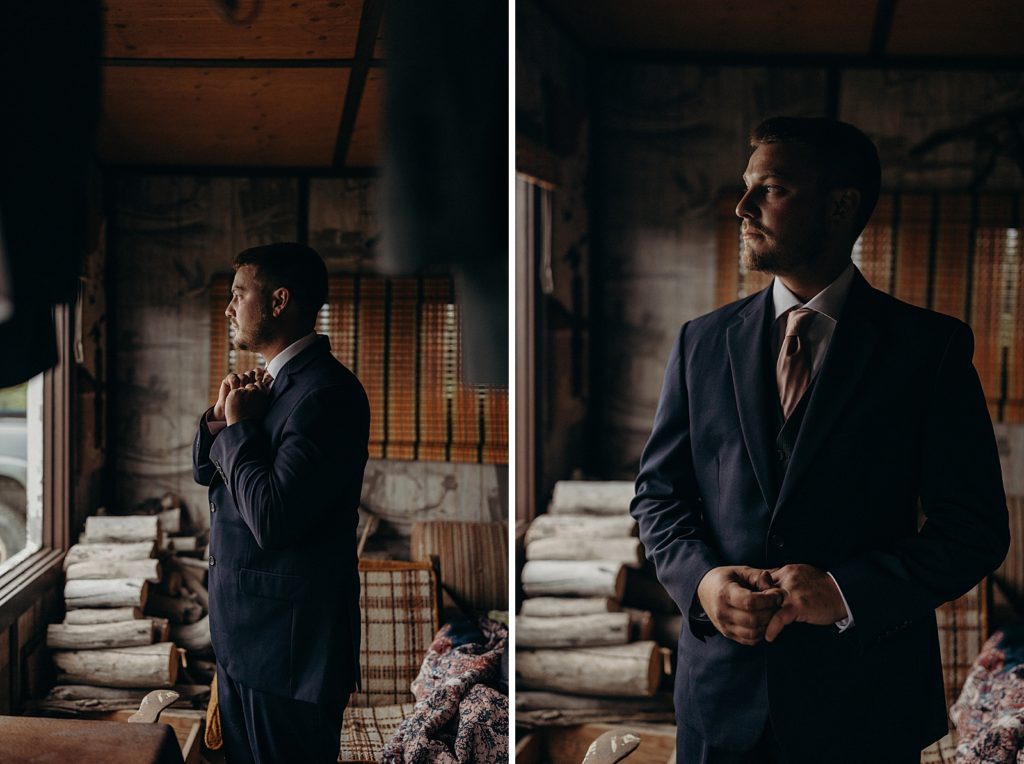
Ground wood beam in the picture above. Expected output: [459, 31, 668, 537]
[332, 0, 385, 169]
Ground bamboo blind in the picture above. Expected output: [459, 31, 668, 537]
[209, 274, 508, 464]
[718, 191, 1024, 422]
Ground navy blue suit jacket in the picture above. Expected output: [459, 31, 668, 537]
[630, 269, 1009, 759]
[193, 335, 369, 706]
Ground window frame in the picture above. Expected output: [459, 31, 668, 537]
[0, 304, 71, 633]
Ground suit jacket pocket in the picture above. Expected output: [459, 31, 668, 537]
[239, 568, 310, 602]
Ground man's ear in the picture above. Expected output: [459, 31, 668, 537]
[830, 188, 860, 225]
[271, 287, 290, 317]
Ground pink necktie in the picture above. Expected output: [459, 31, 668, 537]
[776, 308, 815, 420]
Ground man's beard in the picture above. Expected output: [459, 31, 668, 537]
[741, 223, 826, 276]
[232, 306, 274, 352]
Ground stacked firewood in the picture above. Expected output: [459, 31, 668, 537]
[34, 496, 213, 715]
[516, 480, 678, 727]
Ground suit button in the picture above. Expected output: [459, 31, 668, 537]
[209, 556, 216, 567]
[770, 533, 785, 548]
[776, 448, 787, 462]
[209, 501, 216, 513]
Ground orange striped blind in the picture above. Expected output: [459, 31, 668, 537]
[717, 191, 1024, 422]
[209, 274, 509, 464]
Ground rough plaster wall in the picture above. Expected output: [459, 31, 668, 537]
[841, 70, 1024, 190]
[594, 66, 828, 477]
[112, 177, 508, 553]
[517, 2, 592, 505]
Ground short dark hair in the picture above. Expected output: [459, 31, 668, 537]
[750, 116, 882, 238]
[233, 242, 327, 328]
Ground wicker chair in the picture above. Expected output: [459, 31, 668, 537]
[338, 559, 440, 763]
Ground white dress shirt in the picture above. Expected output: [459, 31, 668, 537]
[770, 262, 857, 631]
[265, 332, 317, 383]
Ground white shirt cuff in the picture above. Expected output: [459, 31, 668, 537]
[827, 571, 854, 632]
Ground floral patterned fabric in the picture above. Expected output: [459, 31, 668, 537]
[950, 625, 1024, 763]
[380, 617, 508, 764]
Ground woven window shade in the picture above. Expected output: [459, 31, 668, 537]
[209, 273, 509, 463]
[717, 190, 1024, 422]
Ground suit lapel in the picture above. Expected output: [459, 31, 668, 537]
[267, 334, 330, 407]
[727, 287, 781, 511]
[774, 272, 879, 514]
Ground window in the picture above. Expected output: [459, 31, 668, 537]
[210, 274, 509, 464]
[717, 191, 1024, 422]
[0, 306, 71, 622]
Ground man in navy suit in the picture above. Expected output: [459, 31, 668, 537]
[630, 118, 1009, 763]
[193, 242, 369, 763]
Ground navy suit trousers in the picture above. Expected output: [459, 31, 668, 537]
[216, 663, 346, 764]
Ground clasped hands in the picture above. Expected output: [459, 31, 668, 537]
[695, 564, 847, 646]
[212, 368, 272, 426]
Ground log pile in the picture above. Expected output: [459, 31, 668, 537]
[516, 480, 677, 728]
[36, 496, 212, 715]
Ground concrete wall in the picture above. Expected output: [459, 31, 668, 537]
[110, 176, 507, 556]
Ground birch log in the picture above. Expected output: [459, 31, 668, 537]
[549, 481, 635, 515]
[52, 642, 180, 688]
[64, 607, 143, 625]
[519, 597, 620, 617]
[47, 621, 153, 650]
[517, 641, 661, 697]
[65, 559, 162, 583]
[170, 615, 211, 651]
[157, 508, 181, 535]
[151, 617, 170, 642]
[515, 690, 675, 712]
[178, 569, 208, 611]
[516, 613, 630, 648]
[146, 592, 202, 624]
[32, 684, 209, 715]
[525, 515, 637, 544]
[160, 536, 198, 553]
[526, 537, 644, 566]
[623, 608, 654, 641]
[65, 579, 148, 610]
[520, 561, 626, 599]
[47, 683, 209, 703]
[83, 515, 160, 543]
[157, 570, 183, 597]
[64, 542, 155, 569]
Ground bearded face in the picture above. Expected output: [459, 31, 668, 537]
[226, 265, 275, 353]
[736, 142, 832, 277]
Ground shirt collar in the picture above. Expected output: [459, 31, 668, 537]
[266, 332, 317, 380]
[771, 261, 856, 323]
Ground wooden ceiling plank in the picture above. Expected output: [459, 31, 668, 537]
[332, 0, 386, 168]
[103, 57, 365, 68]
[99, 67, 349, 167]
[346, 70, 385, 167]
[103, 0, 366, 60]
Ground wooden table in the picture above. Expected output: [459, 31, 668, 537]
[0, 715, 185, 763]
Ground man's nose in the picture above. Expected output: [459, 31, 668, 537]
[225, 304, 233, 318]
[735, 189, 756, 219]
